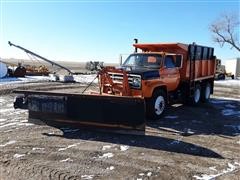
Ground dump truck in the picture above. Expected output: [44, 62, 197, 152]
[13, 41, 216, 134]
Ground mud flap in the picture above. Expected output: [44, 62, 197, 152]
[15, 91, 145, 133]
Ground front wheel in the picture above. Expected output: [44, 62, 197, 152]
[146, 90, 166, 120]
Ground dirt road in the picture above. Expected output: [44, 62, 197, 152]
[0, 82, 240, 180]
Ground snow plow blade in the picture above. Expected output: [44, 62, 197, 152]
[13, 90, 146, 134]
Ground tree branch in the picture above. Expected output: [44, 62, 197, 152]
[210, 12, 240, 52]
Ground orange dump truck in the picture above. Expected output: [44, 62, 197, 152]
[14, 41, 216, 133]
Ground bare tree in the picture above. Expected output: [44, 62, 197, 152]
[210, 12, 240, 51]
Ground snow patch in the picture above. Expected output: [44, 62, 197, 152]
[13, 154, 25, 158]
[98, 153, 114, 159]
[81, 175, 94, 179]
[106, 166, 115, 170]
[0, 122, 17, 129]
[102, 145, 111, 151]
[0, 97, 5, 103]
[222, 109, 240, 116]
[139, 173, 144, 176]
[209, 166, 217, 171]
[73, 74, 97, 84]
[0, 108, 14, 113]
[0, 140, 16, 147]
[60, 158, 73, 162]
[120, 145, 129, 151]
[0, 76, 52, 86]
[147, 172, 152, 177]
[58, 143, 79, 151]
[170, 138, 182, 145]
[193, 162, 240, 180]
[225, 104, 237, 108]
[210, 100, 228, 104]
[164, 115, 178, 119]
[32, 147, 45, 151]
[0, 118, 7, 122]
[214, 80, 240, 87]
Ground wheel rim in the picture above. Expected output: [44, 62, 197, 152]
[154, 96, 165, 115]
[194, 88, 200, 103]
[205, 84, 211, 99]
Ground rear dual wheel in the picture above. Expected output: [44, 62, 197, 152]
[201, 83, 211, 102]
[189, 84, 201, 105]
[190, 83, 211, 104]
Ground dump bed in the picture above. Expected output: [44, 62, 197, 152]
[133, 43, 216, 82]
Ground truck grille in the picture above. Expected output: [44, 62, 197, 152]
[108, 72, 141, 88]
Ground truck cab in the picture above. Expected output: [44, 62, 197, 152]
[121, 52, 181, 95]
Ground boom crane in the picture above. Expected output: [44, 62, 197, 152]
[8, 41, 73, 75]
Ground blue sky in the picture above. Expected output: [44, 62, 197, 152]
[0, 0, 239, 63]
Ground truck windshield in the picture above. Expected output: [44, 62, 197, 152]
[123, 54, 162, 68]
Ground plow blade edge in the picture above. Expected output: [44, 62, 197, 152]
[14, 91, 146, 133]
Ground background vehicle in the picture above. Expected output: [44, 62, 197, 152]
[215, 59, 234, 80]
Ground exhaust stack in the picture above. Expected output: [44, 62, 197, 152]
[134, 38, 138, 53]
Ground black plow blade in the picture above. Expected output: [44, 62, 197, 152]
[14, 90, 146, 134]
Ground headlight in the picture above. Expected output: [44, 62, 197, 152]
[132, 77, 141, 88]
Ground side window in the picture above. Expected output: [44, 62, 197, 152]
[175, 55, 182, 68]
[164, 56, 175, 68]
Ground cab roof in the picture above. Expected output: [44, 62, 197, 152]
[133, 43, 189, 52]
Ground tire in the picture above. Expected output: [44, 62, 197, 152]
[146, 89, 166, 120]
[217, 74, 225, 80]
[201, 83, 211, 102]
[189, 84, 201, 105]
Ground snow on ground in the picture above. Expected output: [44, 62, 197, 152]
[58, 143, 80, 151]
[0, 76, 52, 86]
[81, 175, 94, 179]
[102, 145, 112, 151]
[120, 145, 129, 151]
[106, 166, 115, 170]
[98, 152, 114, 159]
[32, 147, 45, 151]
[60, 158, 73, 162]
[0, 74, 98, 86]
[73, 74, 98, 83]
[193, 162, 240, 180]
[0, 106, 32, 131]
[13, 153, 26, 159]
[214, 79, 240, 87]
[222, 109, 240, 117]
[0, 140, 16, 147]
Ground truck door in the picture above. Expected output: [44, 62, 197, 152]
[160, 55, 180, 91]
